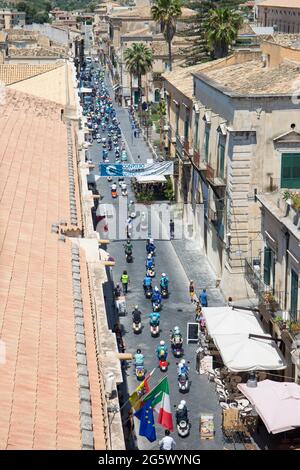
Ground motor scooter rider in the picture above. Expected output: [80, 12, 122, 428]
[176, 403, 188, 424]
[160, 273, 169, 290]
[171, 326, 183, 346]
[132, 306, 141, 323]
[111, 182, 117, 191]
[134, 349, 144, 366]
[146, 238, 156, 254]
[146, 254, 154, 269]
[156, 340, 167, 360]
[143, 275, 152, 292]
[124, 239, 133, 255]
[149, 311, 160, 326]
[177, 359, 189, 377]
[152, 286, 161, 304]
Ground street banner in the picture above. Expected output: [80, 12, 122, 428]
[99, 161, 174, 177]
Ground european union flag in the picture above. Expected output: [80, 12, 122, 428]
[134, 400, 156, 442]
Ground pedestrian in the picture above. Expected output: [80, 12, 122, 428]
[227, 296, 233, 307]
[159, 430, 176, 450]
[114, 284, 122, 299]
[195, 301, 202, 322]
[137, 155, 141, 161]
[189, 280, 196, 303]
[131, 122, 135, 130]
[134, 129, 137, 138]
[121, 270, 129, 294]
[136, 128, 140, 138]
[195, 346, 204, 374]
[199, 288, 208, 307]
[169, 219, 175, 239]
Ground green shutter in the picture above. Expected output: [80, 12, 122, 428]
[290, 270, 299, 321]
[281, 153, 300, 189]
[218, 143, 225, 180]
[264, 247, 272, 286]
[205, 127, 210, 161]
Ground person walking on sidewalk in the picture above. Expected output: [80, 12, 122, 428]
[121, 270, 129, 294]
[189, 280, 196, 303]
[199, 288, 208, 307]
[169, 219, 175, 239]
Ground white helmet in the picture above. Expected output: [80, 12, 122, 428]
[180, 359, 186, 365]
[162, 273, 166, 277]
[180, 400, 186, 406]
[160, 340, 165, 346]
[174, 326, 180, 333]
[154, 286, 159, 292]
[148, 254, 152, 259]
[178, 403, 184, 410]
[135, 305, 138, 310]
[150, 238, 154, 243]
[130, 200, 134, 204]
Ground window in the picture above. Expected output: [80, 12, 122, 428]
[184, 116, 189, 140]
[290, 270, 299, 321]
[217, 140, 225, 180]
[164, 62, 170, 71]
[264, 246, 275, 291]
[175, 108, 179, 135]
[154, 89, 161, 102]
[204, 125, 210, 162]
[281, 153, 300, 189]
[194, 115, 199, 151]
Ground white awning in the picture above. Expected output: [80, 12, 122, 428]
[135, 175, 166, 184]
[79, 87, 93, 93]
[203, 306, 286, 372]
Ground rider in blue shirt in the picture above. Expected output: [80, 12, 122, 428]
[152, 287, 161, 304]
[149, 312, 160, 326]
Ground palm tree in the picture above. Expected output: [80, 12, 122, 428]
[205, 7, 242, 59]
[124, 43, 153, 112]
[151, 0, 182, 72]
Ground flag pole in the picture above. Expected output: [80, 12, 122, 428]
[118, 367, 157, 413]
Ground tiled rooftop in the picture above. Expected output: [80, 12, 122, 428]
[110, 5, 196, 18]
[0, 89, 105, 449]
[0, 63, 63, 85]
[121, 27, 152, 38]
[271, 33, 300, 50]
[199, 59, 300, 95]
[8, 46, 66, 57]
[258, 0, 300, 7]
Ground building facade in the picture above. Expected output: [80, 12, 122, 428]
[257, 0, 300, 33]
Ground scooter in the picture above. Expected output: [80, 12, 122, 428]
[160, 286, 168, 299]
[150, 322, 160, 337]
[177, 418, 190, 437]
[144, 285, 152, 299]
[178, 373, 189, 392]
[126, 252, 133, 263]
[135, 365, 145, 380]
[146, 268, 155, 278]
[152, 301, 161, 312]
[159, 359, 168, 372]
[111, 189, 118, 198]
[171, 342, 183, 358]
[132, 320, 142, 334]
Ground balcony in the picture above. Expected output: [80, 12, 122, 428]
[175, 135, 191, 165]
[193, 149, 208, 171]
[206, 163, 226, 187]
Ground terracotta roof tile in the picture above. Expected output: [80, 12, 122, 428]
[0, 89, 105, 450]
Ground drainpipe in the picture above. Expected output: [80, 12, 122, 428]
[284, 230, 290, 311]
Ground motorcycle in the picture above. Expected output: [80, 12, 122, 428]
[135, 365, 145, 380]
[111, 189, 118, 198]
[177, 417, 190, 438]
[146, 268, 155, 278]
[152, 300, 161, 312]
[178, 373, 189, 393]
[150, 322, 159, 337]
[171, 342, 183, 358]
[126, 252, 133, 263]
[121, 188, 128, 197]
[132, 320, 142, 334]
[144, 285, 152, 299]
[160, 286, 168, 298]
[159, 359, 168, 372]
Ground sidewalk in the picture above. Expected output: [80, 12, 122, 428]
[172, 238, 225, 307]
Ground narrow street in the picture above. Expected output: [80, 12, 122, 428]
[82, 57, 239, 449]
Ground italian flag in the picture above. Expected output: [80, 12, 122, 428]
[142, 376, 173, 432]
